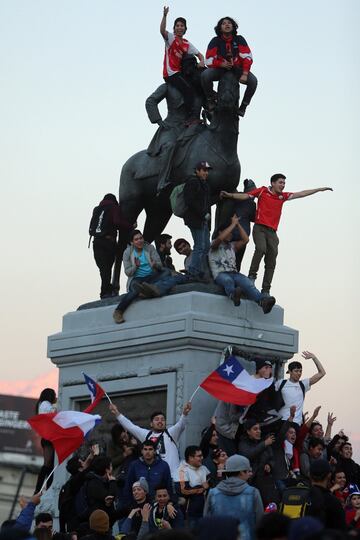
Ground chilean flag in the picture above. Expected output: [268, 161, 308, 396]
[28, 410, 101, 463]
[200, 356, 273, 405]
[83, 373, 106, 413]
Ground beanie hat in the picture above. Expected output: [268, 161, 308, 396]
[132, 476, 149, 493]
[243, 178, 256, 192]
[255, 359, 272, 372]
[89, 510, 109, 533]
[225, 454, 251, 472]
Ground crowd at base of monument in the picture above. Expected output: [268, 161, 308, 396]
[3, 357, 360, 540]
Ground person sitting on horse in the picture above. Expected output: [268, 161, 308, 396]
[160, 6, 205, 125]
[201, 16, 257, 117]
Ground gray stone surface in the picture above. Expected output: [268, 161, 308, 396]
[47, 290, 298, 519]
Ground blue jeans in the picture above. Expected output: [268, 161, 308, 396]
[189, 223, 210, 277]
[215, 271, 263, 303]
[116, 270, 185, 312]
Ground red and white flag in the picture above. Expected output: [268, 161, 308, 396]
[28, 410, 101, 463]
[200, 355, 273, 405]
[82, 372, 106, 413]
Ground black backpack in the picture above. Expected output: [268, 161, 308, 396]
[274, 379, 305, 411]
[89, 205, 114, 239]
[279, 483, 311, 519]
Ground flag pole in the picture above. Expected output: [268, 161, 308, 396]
[40, 463, 59, 493]
[189, 386, 201, 402]
[104, 392, 113, 404]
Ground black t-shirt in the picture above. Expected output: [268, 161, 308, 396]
[306, 485, 346, 530]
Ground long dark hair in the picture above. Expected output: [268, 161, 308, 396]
[214, 17, 238, 37]
[35, 388, 56, 413]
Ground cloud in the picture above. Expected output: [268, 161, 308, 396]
[0, 369, 58, 398]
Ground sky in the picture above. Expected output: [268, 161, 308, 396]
[0, 1, 359, 457]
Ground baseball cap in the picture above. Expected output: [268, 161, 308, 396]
[195, 161, 212, 170]
[286, 361, 302, 373]
[225, 454, 251, 472]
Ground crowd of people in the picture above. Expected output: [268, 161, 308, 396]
[2, 354, 360, 540]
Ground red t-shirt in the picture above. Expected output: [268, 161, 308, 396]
[247, 186, 293, 231]
[163, 31, 199, 78]
[346, 508, 360, 529]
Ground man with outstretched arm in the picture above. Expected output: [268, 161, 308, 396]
[275, 351, 326, 426]
[109, 401, 191, 477]
[221, 174, 332, 295]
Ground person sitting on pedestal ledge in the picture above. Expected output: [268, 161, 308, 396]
[155, 233, 176, 271]
[208, 214, 276, 314]
[109, 401, 191, 478]
[113, 229, 187, 324]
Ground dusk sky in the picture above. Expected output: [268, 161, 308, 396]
[1, 1, 359, 457]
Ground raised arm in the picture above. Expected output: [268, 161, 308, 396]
[288, 187, 332, 200]
[302, 351, 326, 386]
[160, 6, 169, 39]
[211, 215, 244, 249]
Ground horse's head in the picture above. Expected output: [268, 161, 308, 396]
[216, 71, 240, 112]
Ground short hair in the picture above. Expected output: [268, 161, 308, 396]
[150, 411, 166, 421]
[103, 193, 117, 203]
[214, 17, 238, 37]
[331, 469, 346, 481]
[270, 173, 286, 184]
[155, 234, 172, 250]
[66, 455, 81, 475]
[91, 455, 111, 476]
[256, 513, 291, 540]
[174, 238, 190, 252]
[155, 484, 169, 493]
[130, 229, 143, 242]
[309, 422, 323, 434]
[173, 17, 187, 33]
[185, 445, 201, 462]
[308, 437, 325, 449]
[141, 440, 157, 450]
[339, 441, 352, 452]
[35, 513, 53, 526]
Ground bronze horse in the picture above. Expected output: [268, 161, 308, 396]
[114, 71, 242, 289]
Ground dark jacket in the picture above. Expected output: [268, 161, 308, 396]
[183, 175, 211, 229]
[336, 456, 360, 486]
[85, 471, 118, 522]
[238, 436, 274, 480]
[306, 485, 347, 530]
[124, 456, 173, 504]
[135, 502, 184, 539]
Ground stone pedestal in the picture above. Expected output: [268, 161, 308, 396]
[47, 290, 298, 506]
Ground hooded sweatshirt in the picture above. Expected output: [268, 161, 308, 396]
[205, 477, 263, 540]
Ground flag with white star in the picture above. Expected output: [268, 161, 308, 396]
[200, 355, 273, 405]
[83, 373, 106, 413]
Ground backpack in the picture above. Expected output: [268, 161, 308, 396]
[145, 429, 178, 458]
[274, 379, 306, 411]
[279, 483, 311, 519]
[89, 205, 113, 239]
[170, 184, 188, 218]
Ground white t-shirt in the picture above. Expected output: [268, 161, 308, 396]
[38, 400, 56, 413]
[275, 378, 310, 425]
[173, 461, 210, 487]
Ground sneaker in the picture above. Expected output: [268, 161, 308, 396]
[260, 296, 276, 314]
[232, 286, 242, 307]
[113, 309, 125, 324]
[140, 283, 161, 297]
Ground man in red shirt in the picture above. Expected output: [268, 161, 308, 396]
[160, 6, 204, 124]
[221, 174, 332, 294]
